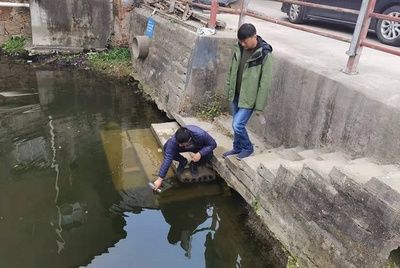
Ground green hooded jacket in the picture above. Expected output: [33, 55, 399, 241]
[226, 36, 273, 111]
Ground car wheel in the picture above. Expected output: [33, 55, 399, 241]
[288, 4, 305, 24]
[376, 6, 400, 46]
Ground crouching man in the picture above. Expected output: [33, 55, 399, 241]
[153, 125, 217, 191]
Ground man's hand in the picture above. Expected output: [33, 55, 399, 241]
[192, 152, 202, 162]
[153, 177, 163, 191]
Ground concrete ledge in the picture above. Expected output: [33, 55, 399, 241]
[167, 115, 400, 267]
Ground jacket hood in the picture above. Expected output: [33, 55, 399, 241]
[258, 36, 273, 53]
[237, 35, 273, 53]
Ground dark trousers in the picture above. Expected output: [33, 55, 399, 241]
[174, 152, 213, 167]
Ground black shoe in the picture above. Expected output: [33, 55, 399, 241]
[176, 158, 188, 175]
[190, 162, 198, 177]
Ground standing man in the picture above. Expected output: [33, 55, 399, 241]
[153, 125, 217, 191]
[223, 23, 273, 159]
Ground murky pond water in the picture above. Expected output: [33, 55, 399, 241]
[0, 60, 279, 268]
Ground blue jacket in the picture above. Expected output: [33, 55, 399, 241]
[158, 125, 217, 178]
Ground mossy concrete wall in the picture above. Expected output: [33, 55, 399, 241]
[129, 8, 234, 117]
[29, 0, 113, 49]
[128, 7, 400, 267]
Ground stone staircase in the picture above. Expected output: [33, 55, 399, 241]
[170, 114, 400, 268]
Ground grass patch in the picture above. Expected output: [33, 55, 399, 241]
[87, 48, 133, 78]
[196, 94, 223, 121]
[1, 36, 26, 56]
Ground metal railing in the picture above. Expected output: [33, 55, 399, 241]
[278, 0, 400, 73]
[187, 0, 400, 74]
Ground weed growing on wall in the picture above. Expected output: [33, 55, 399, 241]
[251, 196, 261, 214]
[196, 94, 223, 121]
[87, 48, 133, 78]
[1, 36, 26, 56]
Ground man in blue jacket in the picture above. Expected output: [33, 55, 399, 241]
[153, 125, 217, 191]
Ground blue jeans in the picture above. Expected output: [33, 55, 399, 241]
[231, 95, 254, 152]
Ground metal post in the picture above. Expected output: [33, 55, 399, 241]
[343, 0, 377, 74]
[209, 0, 218, 29]
[0, 2, 29, 7]
[238, 0, 250, 28]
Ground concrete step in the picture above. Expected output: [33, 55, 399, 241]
[272, 154, 350, 198]
[225, 156, 269, 197]
[258, 159, 294, 185]
[348, 157, 377, 165]
[234, 147, 305, 183]
[273, 161, 305, 197]
[297, 148, 329, 160]
[330, 162, 400, 215]
[239, 151, 282, 180]
[151, 122, 180, 146]
[262, 145, 285, 154]
[330, 161, 392, 186]
[303, 159, 347, 179]
[207, 130, 234, 159]
[213, 114, 268, 153]
[174, 114, 214, 132]
[213, 114, 234, 136]
[364, 171, 400, 211]
[381, 164, 400, 174]
[317, 151, 351, 162]
[275, 147, 304, 161]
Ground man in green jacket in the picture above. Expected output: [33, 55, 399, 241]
[223, 23, 273, 159]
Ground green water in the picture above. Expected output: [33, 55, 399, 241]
[0, 60, 280, 268]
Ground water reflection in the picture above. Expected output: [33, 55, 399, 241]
[89, 191, 274, 268]
[0, 60, 279, 268]
[0, 61, 165, 268]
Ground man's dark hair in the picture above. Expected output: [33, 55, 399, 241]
[237, 23, 257, 40]
[175, 127, 191, 144]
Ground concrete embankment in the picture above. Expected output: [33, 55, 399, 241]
[132, 7, 400, 267]
[151, 115, 400, 268]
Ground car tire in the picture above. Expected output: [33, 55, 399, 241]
[288, 4, 305, 24]
[376, 6, 400, 46]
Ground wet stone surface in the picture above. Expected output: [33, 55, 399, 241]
[0, 59, 284, 268]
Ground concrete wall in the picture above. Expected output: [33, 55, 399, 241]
[128, 11, 400, 265]
[112, 0, 136, 46]
[0, 1, 31, 44]
[29, 0, 113, 49]
[129, 8, 234, 117]
[129, 8, 400, 164]
[249, 56, 400, 164]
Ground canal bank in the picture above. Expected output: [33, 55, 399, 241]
[128, 7, 400, 268]
[0, 58, 288, 267]
[2, 2, 400, 265]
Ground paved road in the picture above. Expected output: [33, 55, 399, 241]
[234, 0, 400, 53]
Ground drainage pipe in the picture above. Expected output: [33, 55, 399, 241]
[0, 2, 29, 7]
